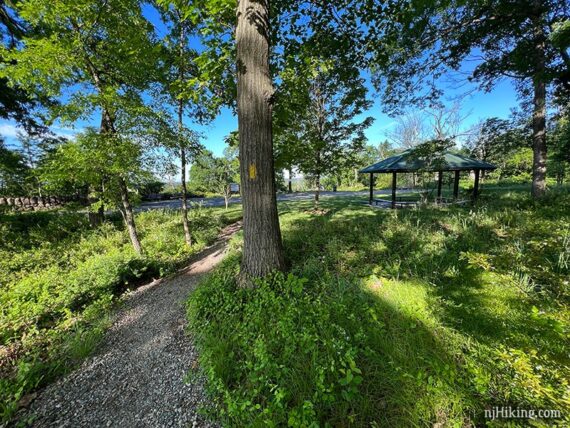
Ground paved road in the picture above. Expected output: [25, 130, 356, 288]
[139, 190, 392, 210]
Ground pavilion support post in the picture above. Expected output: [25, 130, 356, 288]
[437, 171, 443, 201]
[369, 173, 374, 205]
[392, 172, 397, 209]
[453, 170, 460, 199]
[473, 169, 480, 200]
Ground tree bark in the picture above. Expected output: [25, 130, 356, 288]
[315, 173, 320, 208]
[118, 177, 143, 255]
[531, 7, 547, 198]
[101, 111, 142, 254]
[314, 150, 321, 208]
[88, 211, 102, 227]
[178, 20, 192, 246]
[180, 146, 192, 245]
[88, 182, 105, 227]
[236, 0, 285, 279]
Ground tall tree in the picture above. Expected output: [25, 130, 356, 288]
[2, 0, 159, 253]
[236, 0, 285, 278]
[467, 115, 532, 178]
[189, 0, 379, 278]
[281, 58, 373, 207]
[154, 1, 220, 246]
[189, 147, 239, 209]
[40, 129, 153, 232]
[387, 112, 426, 150]
[368, 0, 570, 197]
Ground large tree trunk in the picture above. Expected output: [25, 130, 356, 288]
[236, 0, 285, 279]
[531, 8, 547, 198]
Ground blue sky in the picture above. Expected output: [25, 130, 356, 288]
[188, 77, 519, 157]
[1, 3, 521, 157]
[0, 78, 519, 156]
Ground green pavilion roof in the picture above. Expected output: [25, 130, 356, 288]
[360, 150, 496, 173]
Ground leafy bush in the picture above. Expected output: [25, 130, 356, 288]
[189, 266, 378, 426]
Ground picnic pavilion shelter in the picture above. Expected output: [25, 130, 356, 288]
[360, 150, 496, 209]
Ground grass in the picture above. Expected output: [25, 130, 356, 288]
[0, 204, 242, 422]
[188, 185, 570, 427]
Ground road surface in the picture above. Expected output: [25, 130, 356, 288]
[139, 190, 392, 210]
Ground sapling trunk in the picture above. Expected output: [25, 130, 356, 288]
[180, 147, 192, 245]
[178, 20, 192, 246]
[315, 173, 320, 209]
[531, 6, 547, 198]
[118, 176, 142, 255]
[101, 110, 142, 254]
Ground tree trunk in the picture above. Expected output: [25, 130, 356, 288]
[101, 110, 142, 254]
[315, 173, 320, 209]
[88, 212, 102, 227]
[178, 20, 192, 246]
[236, 0, 285, 279]
[118, 176, 142, 255]
[288, 167, 293, 193]
[180, 146, 192, 245]
[88, 182, 105, 227]
[531, 7, 547, 198]
[314, 150, 321, 208]
[89, 202, 105, 227]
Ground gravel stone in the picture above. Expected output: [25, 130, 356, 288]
[13, 223, 241, 428]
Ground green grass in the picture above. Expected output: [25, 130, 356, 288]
[188, 187, 570, 427]
[0, 204, 242, 422]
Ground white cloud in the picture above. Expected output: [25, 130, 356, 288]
[0, 121, 82, 141]
[0, 124, 22, 138]
[378, 121, 398, 130]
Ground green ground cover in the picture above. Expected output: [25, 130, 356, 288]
[0, 205, 241, 421]
[189, 186, 570, 427]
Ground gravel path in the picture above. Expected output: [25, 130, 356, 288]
[15, 222, 242, 428]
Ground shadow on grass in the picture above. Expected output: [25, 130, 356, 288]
[277, 192, 569, 424]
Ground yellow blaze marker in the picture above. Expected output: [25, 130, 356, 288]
[249, 163, 257, 180]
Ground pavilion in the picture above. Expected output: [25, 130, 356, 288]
[360, 150, 496, 209]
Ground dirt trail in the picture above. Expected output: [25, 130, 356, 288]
[16, 222, 241, 428]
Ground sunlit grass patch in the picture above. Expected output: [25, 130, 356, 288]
[189, 187, 570, 426]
